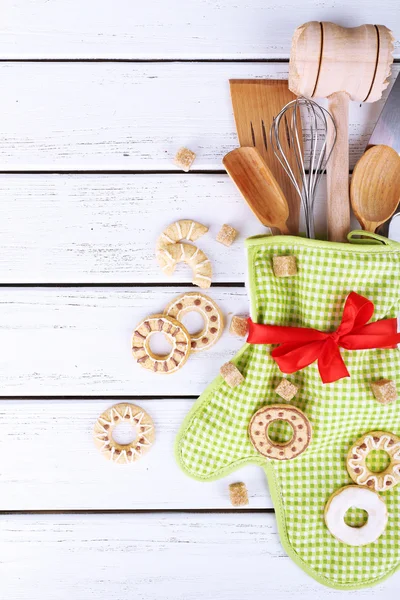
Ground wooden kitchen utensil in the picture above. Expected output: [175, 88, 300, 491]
[223, 147, 290, 234]
[289, 22, 394, 242]
[350, 145, 400, 233]
[229, 80, 301, 234]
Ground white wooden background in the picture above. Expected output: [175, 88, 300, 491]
[1, 2, 399, 598]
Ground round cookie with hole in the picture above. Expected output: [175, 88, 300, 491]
[347, 431, 400, 492]
[164, 292, 224, 352]
[132, 314, 191, 373]
[93, 402, 155, 464]
[248, 404, 312, 460]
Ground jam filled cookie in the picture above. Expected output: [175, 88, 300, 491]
[93, 403, 155, 464]
[249, 404, 312, 460]
[347, 431, 400, 492]
[132, 314, 191, 374]
[164, 292, 224, 352]
[324, 485, 388, 546]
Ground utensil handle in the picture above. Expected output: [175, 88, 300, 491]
[327, 91, 351, 242]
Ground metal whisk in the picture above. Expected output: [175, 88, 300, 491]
[270, 97, 337, 239]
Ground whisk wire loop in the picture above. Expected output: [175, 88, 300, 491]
[270, 97, 337, 238]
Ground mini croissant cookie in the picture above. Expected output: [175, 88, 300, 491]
[156, 219, 209, 274]
[158, 243, 212, 288]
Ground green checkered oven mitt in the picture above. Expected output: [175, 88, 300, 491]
[175, 232, 400, 590]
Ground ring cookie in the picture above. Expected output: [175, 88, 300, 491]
[164, 292, 224, 352]
[94, 403, 155, 464]
[248, 404, 312, 460]
[347, 431, 400, 492]
[324, 485, 388, 546]
[132, 314, 191, 374]
[157, 243, 212, 288]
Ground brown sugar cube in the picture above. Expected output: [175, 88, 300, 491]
[216, 224, 238, 247]
[229, 482, 249, 507]
[230, 315, 249, 337]
[174, 147, 196, 172]
[275, 378, 298, 401]
[272, 255, 297, 277]
[220, 362, 244, 388]
[371, 379, 397, 405]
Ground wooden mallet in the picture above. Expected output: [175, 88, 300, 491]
[289, 22, 393, 241]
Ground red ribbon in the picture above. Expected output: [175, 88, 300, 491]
[247, 292, 400, 384]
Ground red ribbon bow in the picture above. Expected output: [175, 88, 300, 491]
[247, 292, 400, 384]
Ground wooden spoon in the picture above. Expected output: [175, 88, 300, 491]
[350, 145, 400, 233]
[223, 147, 290, 234]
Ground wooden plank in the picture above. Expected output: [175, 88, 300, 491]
[0, 173, 350, 284]
[2, 0, 399, 59]
[1, 513, 399, 599]
[0, 398, 270, 510]
[0, 62, 398, 171]
[0, 287, 249, 396]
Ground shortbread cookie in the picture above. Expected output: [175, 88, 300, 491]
[347, 431, 400, 492]
[324, 486, 387, 546]
[157, 243, 212, 288]
[229, 482, 249, 507]
[164, 292, 224, 352]
[174, 147, 196, 172]
[249, 404, 312, 460]
[132, 314, 191, 374]
[93, 402, 155, 464]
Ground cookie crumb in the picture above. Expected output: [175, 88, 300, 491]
[371, 379, 397, 405]
[272, 255, 297, 277]
[216, 224, 238, 247]
[229, 482, 249, 507]
[275, 378, 298, 401]
[220, 362, 244, 388]
[230, 315, 249, 337]
[174, 147, 196, 172]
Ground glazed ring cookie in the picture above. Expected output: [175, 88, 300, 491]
[324, 485, 388, 546]
[157, 243, 212, 288]
[93, 402, 155, 464]
[347, 431, 400, 492]
[248, 404, 312, 460]
[164, 292, 224, 352]
[132, 314, 191, 374]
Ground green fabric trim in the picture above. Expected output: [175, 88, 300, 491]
[175, 232, 400, 589]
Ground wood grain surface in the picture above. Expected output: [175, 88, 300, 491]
[0, 173, 345, 283]
[0, 62, 398, 171]
[2, 2, 400, 596]
[1, 513, 399, 600]
[0, 399, 270, 510]
[2, 0, 399, 59]
[0, 287, 249, 395]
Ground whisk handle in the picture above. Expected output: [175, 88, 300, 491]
[326, 91, 351, 242]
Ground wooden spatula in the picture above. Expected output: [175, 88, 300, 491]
[229, 79, 301, 233]
[223, 147, 290, 234]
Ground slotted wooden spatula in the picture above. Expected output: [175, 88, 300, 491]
[230, 79, 301, 233]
